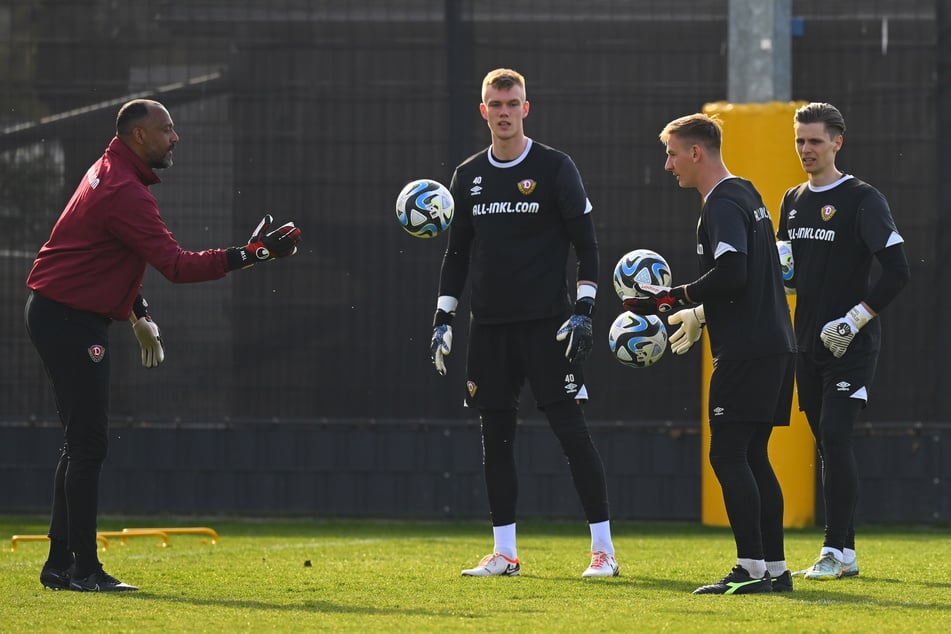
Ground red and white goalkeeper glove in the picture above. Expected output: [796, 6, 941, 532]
[623, 282, 688, 315]
[227, 214, 302, 270]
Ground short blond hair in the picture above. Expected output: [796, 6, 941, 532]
[659, 113, 723, 151]
[482, 68, 526, 102]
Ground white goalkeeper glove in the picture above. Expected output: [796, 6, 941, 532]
[129, 295, 164, 368]
[667, 305, 705, 355]
[132, 316, 164, 368]
[431, 324, 452, 376]
[431, 304, 455, 376]
[819, 303, 874, 358]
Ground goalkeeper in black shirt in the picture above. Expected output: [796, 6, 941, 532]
[430, 68, 618, 578]
[626, 113, 797, 595]
[778, 103, 910, 581]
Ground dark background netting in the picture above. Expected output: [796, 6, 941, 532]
[0, 0, 941, 426]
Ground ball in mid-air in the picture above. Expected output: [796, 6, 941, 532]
[613, 249, 672, 300]
[396, 178, 454, 238]
[608, 311, 668, 368]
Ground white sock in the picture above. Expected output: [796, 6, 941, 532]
[842, 548, 856, 564]
[820, 546, 845, 562]
[737, 558, 767, 578]
[493, 523, 517, 560]
[589, 520, 614, 555]
[766, 561, 787, 577]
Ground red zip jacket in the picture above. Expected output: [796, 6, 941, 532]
[27, 137, 230, 320]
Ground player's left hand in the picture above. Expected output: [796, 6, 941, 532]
[556, 297, 594, 364]
[667, 305, 705, 355]
[819, 303, 874, 358]
[227, 215, 302, 269]
[431, 325, 452, 376]
[623, 283, 688, 315]
[132, 316, 164, 368]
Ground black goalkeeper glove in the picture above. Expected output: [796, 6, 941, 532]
[623, 282, 688, 315]
[227, 214, 302, 270]
[555, 297, 594, 364]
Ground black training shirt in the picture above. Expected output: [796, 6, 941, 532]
[437, 139, 596, 324]
[777, 175, 905, 352]
[694, 177, 796, 360]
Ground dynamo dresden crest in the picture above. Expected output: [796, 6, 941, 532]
[517, 179, 536, 195]
[821, 205, 837, 221]
[87, 344, 106, 363]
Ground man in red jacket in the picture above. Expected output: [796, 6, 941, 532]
[25, 99, 301, 592]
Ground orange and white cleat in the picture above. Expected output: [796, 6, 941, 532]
[582, 551, 619, 577]
[461, 552, 520, 577]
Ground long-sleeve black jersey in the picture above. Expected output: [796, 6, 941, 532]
[437, 138, 598, 324]
[777, 174, 909, 353]
[691, 177, 796, 360]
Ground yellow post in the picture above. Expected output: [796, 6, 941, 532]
[699, 101, 815, 528]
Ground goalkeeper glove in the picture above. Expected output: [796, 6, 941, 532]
[555, 297, 595, 364]
[226, 214, 302, 270]
[431, 309, 454, 376]
[819, 303, 874, 358]
[623, 282, 688, 315]
[129, 295, 164, 368]
[667, 305, 705, 355]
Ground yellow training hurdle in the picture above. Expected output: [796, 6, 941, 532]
[10, 526, 218, 551]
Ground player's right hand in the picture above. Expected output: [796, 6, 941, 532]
[623, 282, 687, 314]
[431, 325, 452, 376]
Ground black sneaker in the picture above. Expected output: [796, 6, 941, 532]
[40, 563, 73, 590]
[69, 568, 139, 592]
[771, 570, 793, 592]
[692, 565, 772, 595]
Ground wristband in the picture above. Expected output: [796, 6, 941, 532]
[847, 303, 874, 329]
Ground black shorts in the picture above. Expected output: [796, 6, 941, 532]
[795, 346, 879, 415]
[708, 352, 795, 426]
[465, 316, 587, 410]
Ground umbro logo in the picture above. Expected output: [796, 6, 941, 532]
[835, 381, 851, 391]
[713, 406, 725, 416]
[788, 209, 798, 220]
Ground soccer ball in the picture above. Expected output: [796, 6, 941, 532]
[396, 178, 454, 238]
[776, 240, 794, 281]
[613, 249, 672, 300]
[608, 311, 668, 368]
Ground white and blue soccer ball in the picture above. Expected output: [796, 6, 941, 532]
[608, 311, 668, 368]
[776, 240, 794, 281]
[396, 178, 454, 238]
[613, 249, 672, 300]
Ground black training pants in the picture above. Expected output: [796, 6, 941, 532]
[25, 292, 111, 573]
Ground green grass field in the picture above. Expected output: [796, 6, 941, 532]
[2, 516, 950, 633]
